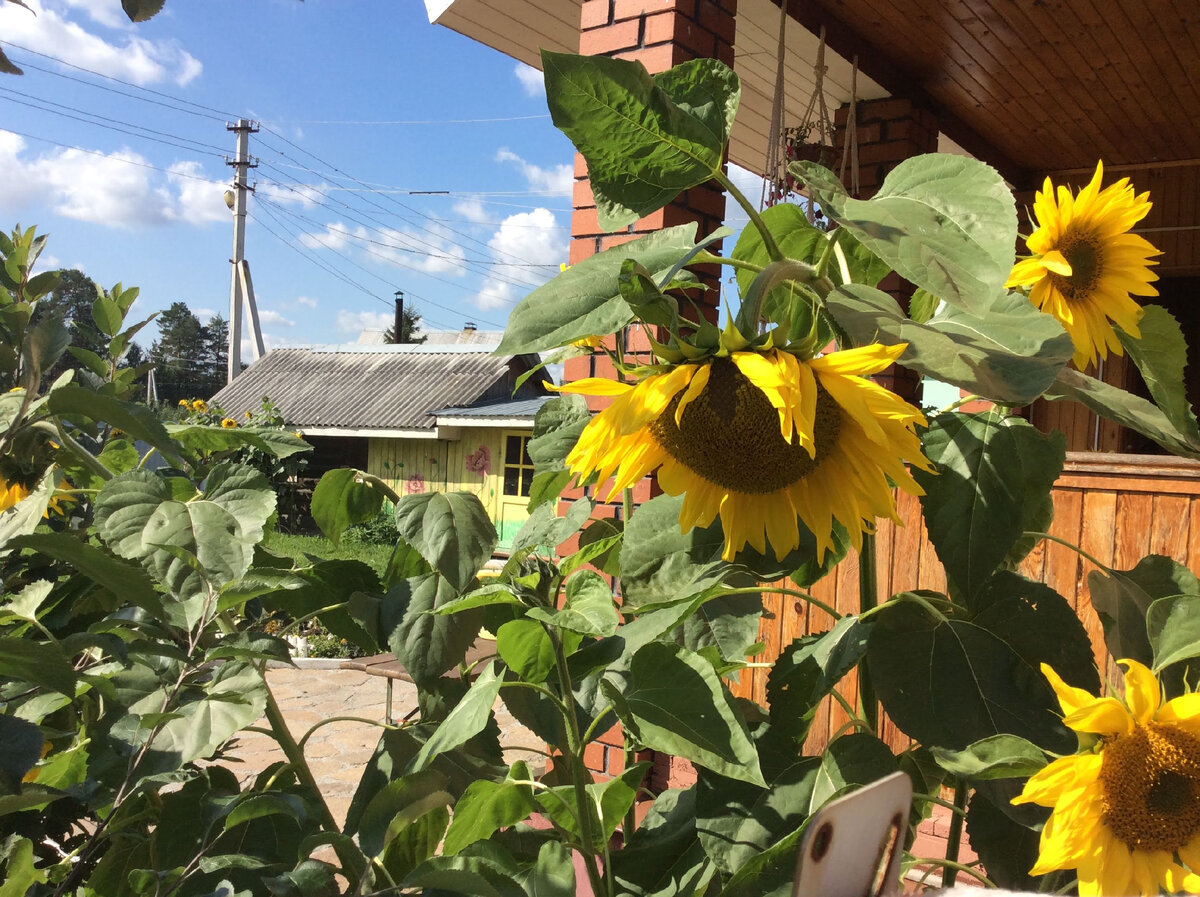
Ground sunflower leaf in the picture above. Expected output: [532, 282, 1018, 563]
[867, 598, 1073, 753]
[1092, 556, 1200, 669]
[965, 791, 1045, 891]
[1148, 594, 1200, 673]
[606, 642, 765, 786]
[1116, 305, 1200, 447]
[930, 734, 1048, 780]
[1042, 367, 1200, 459]
[916, 412, 1065, 601]
[543, 51, 738, 230]
[826, 284, 1073, 405]
[793, 154, 1017, 313]
[496, 224, 701, 355]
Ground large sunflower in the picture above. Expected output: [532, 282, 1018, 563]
[555, 344, 930, 562]
[1014, 660, 1200, 896]
[1005, 161, 1161, 370]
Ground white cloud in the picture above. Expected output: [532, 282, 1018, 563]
[0, 130, 229, 229]
[258, 309, 295, 327]
[476, 208, 567, 311]
[452, 198, 491, 225]
[496, 148, 572, 196]
[59, 0, 129, 29]
[258, 180, 325, 208]
[299, 221, 468, 276]
[0, 1, 202, 85]
[336, 309, 390, 337]
[514, 62, 545, 97]
[193, 307, 217, 319]
[295, 296, 317, 309]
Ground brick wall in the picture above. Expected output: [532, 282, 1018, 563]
[559, 0, 739, 791]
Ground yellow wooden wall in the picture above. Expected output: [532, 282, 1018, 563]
[366, 431, 511, 535]
[727, 452, 1200, 754]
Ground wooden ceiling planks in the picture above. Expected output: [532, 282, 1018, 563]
[780, 0, 1200, 176]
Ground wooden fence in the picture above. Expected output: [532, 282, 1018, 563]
[727, 452, 1200, 754]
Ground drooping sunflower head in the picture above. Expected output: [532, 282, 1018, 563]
[1005, 161, 1162, 370]
[1014, 660, 1200, 895]
[221, 417, 238, 429]
[556, 344, 931, 562]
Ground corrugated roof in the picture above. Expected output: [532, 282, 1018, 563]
[209, 346, 519, 431]
[433, 397, 552, 419]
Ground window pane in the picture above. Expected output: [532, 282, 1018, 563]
[520, 469, 532, 497]
[521, 437, 532, 466]
[506, 436, 521, 463]
[504, 467, 520, 495]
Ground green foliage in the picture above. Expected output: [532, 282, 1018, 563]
[7, 45, 1200, 897]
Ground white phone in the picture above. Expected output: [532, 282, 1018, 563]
[792, 771, 912, 897]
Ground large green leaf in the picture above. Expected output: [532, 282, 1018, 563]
[122, 0, 166, 22]
[165, 424, 310, 461]
[0, 714, 44, 792]
[680, 590, 763, 664]
[496, 224, 701, 354]
[1118, 304, 1200, 447]
[522, 842, 575, 897]
[496, 620, 557, 685]
[606, 642, 764, 785]
[526, 570, 619, 638]
[965, 791, 1044, 891]
[612, 788, 715, 897]
[139, 662, 267, 770]
[407, 663, 503, 774]
[765, 616, 873, 740]
[1089, 555, 1200, 668]
[543, 51, 737, 230]
[809, 733, 899, 809]
[393, 491, 497, 593]
[1043, 367, 1200, 459]
[0, 637, 76, 697]
[1148, 594, 1200, 672]
[310, 468, 384, 547]
[972, 571, 1099, 694]
[732, 203, 823, 332]
[536, 763, 650, 848]
[867, 599, 1072, 752]
[48, 386, 184, 466]
[10, 532, 161, 615]
[794, 154, 1016, 312]
[95, 464, 275, 609]
[930, 734, 1048, 781]
[696, 727, 821, 874]
[916, 412, 1065, 600]
[826, 284, 1073, 405]
[619, 493, 729, 609]
[382, 572, 484, 686]
[443, 762, 536, 855]
[0, 468, 54, 549]
[357, 769, 452, 859]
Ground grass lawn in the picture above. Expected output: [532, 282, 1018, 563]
[263, 531, 393, 577]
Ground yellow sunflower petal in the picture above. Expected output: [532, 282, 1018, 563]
[1013, 753, 1100, 807]
[549, 377, 633, 397]
[1158, 693, 1200, 729]
[1041, 662, 1101, 717]
[1119, 658, 1161, 725]
[1062, 695, 1135, 736]
[1040, 248, 1073, 276]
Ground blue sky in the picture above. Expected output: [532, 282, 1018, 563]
[0, 0, 583, 350]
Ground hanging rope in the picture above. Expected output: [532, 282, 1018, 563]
[762, 0, 789, 209]
[839, 54, 861, 196]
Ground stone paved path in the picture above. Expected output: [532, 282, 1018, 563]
[230, 666, 542, 827]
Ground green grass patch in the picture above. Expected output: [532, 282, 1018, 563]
[263, 530, 393, 577]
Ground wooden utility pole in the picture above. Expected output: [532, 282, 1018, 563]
[226, 119, 265, 382]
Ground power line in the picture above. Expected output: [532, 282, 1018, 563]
[0, 40, 238, 119]
[0, 91, 226, 160]
[0, 86, 230, 156]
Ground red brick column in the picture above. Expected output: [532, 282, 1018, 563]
[834, 96, 940, 401]
[558, 0, 737, 791]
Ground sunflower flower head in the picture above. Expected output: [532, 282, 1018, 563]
[191, 399, 208, 413]
[1005, 161, 1161, 370]
[221, 417, 237, 429]
[554, 341, 931, 562]
[0, 476, 30, 512]
[1014, 660, 1200, 895]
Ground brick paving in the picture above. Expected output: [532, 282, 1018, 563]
[230, 666, 543, 827]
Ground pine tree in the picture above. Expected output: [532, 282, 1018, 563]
[150, 302, 225, 403]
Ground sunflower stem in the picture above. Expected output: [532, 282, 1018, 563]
[942, 777, 969, 888]
[691, 251, 763, 274]
[715, 169, 783, 262]
[1025, 531, 1112, 573]
[723, 585, 840, 620]
[857, 532, 879, 733]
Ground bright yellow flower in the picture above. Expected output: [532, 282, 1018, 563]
[1005, 161, 1161, 370]
[554, 345, 930, 561]
[0, 477, 30, 512]
[1014, 660, 1200, 896]
[244, 411, 252, 419]
[221, 418, 237, 429]
[178, 399, 190, 407]
[571, 335, 605, 350]
[191, 399, 208, 413]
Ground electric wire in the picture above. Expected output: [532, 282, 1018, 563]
[0, 125, 226, 183]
